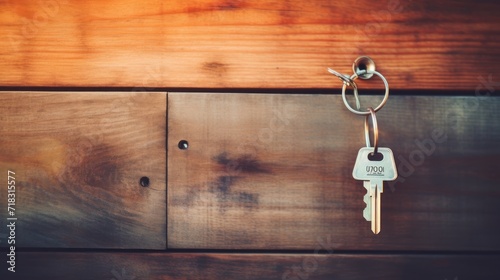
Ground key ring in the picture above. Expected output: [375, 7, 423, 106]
[327, 68, 361, 110]
[364, 107, 378, 155]
[342, 70, 389, 115]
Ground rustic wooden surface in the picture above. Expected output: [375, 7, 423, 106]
[0, 92, 498, 277]
[168, 93, 500, 250]
[1, 0, 499, 89]
[1, 252, 499, 279]
[0, 92, 167, 249]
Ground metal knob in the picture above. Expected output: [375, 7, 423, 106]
[353, 56, 376, 80]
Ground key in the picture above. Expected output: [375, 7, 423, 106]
[353, 147, 397, 234]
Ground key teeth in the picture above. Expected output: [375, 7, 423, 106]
[363, 192, 371, 221]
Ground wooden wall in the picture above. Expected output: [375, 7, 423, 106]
[0, 0, 499, 90]
[1, 0, 499, 279]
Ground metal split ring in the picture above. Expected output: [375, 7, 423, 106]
[341, 70, 389, 115]
[364, 107, 378, 155]
[327, 68, 361, 110]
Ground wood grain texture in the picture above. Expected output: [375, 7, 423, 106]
[0, 92, 167, 249]
[1, 252, 499, 279]
[1, 0, 499, 90]
[168, 93, 500, 250]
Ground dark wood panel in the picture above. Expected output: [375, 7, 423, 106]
[0, 0, 499, 90]
[0, 252, 498, 279]
[0, 92, 167, 249]
[168, 93, 500, 250]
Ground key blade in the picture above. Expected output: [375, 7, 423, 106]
[375, 188, 381, 234]
[370, 181, 376, 233]
[371, 192, 376, 233]
[371, 180, 382, 234]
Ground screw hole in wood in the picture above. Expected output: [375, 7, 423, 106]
[178, 140, 189, 150]
[140, 176, 150, 187]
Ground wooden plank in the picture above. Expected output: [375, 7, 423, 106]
[168, 93, 500, 250]
[1, 252, 499, 279]
[1, 0, 499, 90]
[0, 92, 167, 249]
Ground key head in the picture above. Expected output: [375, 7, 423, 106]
[353, 147, 398, 181]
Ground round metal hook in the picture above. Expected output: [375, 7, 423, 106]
[353, 56, 376, 80]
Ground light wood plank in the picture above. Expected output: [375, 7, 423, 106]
[0, 0, 499, 89]
[0, 92, 167, 249]
[1, 252, 498, 279]
[168, 93, 500, 250]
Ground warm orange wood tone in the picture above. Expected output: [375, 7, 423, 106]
[168, 92, 500, 250]
[0, 92, 167, 249]
[3, 252, 499, 279]
[1, 0, 499, 90]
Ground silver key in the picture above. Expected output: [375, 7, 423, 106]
[353, 147, 397, 234]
